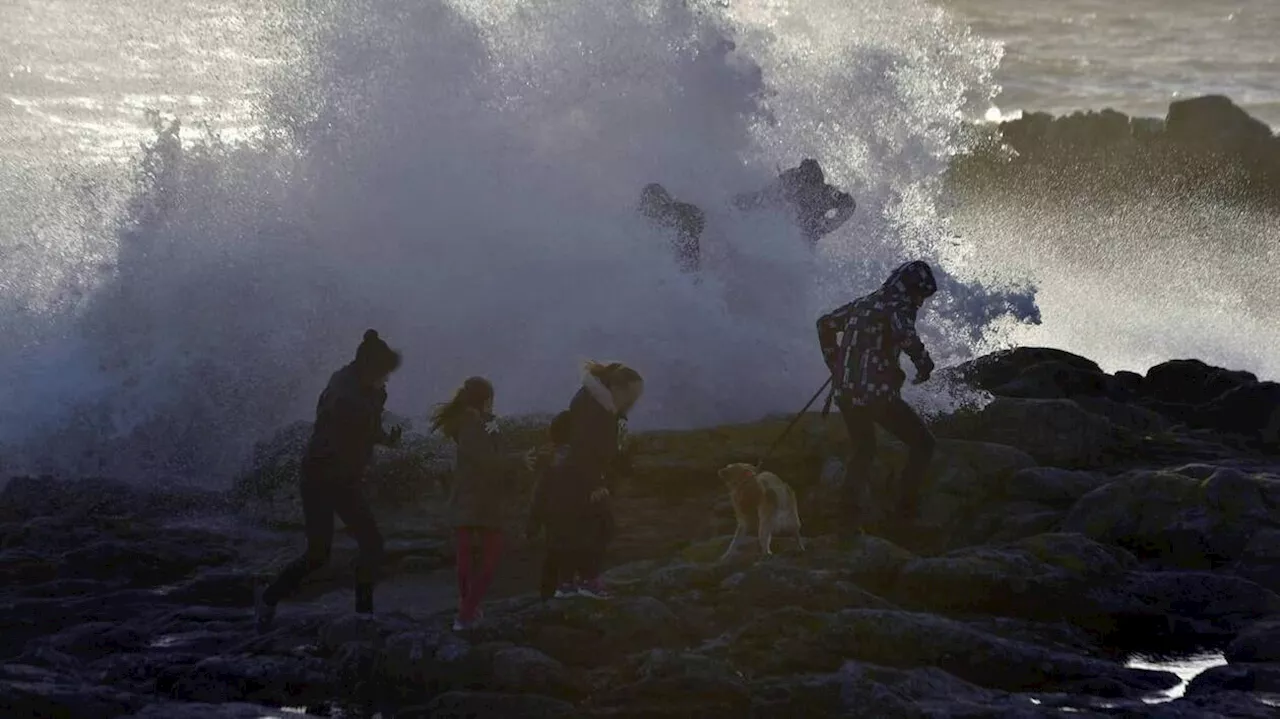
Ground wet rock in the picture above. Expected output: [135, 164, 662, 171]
[404, 690, 576, 718]
[160, 569, 255, 607]
[1141, 359, 1257, 406]
[28, 621, 150, 662]
[933, 397, 1117, 469]
[718, 562, 897, 613]
[162, 653, 334, 706]
[490, 646, 578, 698]
[0, 663, 145, 719]
[950, 347, 1104, 393]
[475, 596, 693, 667]
[1158, 691, 1280, 719]
[1006, 467, 1111, 507]
[1063, 464, 1280, 571]
[1187, 662, 1280, 695]
[58, 537, 235, 586]
[1073, 396, 1170, 434]
[590, 649, 749, 716]
[1087, 571, 1280, 642]
[1226, 619, 1280, 663]
[717, 606, 1178, 696]
[124, 702, 308, 718]
[893, 532, 1135, 619]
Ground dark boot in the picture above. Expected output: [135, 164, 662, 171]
[355, 583, 374, 614]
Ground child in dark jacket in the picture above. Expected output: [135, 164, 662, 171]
[525, 410, 573, 599]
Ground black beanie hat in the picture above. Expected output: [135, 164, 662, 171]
[355, 329, 401, 375]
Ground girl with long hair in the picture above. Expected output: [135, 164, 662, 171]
[431, 376, 513, 630]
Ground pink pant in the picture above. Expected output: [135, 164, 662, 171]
[455, 527, 503, 621]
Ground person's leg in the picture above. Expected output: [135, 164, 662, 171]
[332, 482, 385, 613]
[454, 527, 474, 616]
[577, 509, 614, 599]
[546, 523, 576, 597]
[877, 396, 937, 521]
[836, 396, 878, 529]
[539, 546, 559, 600]
[257, 477, 335, 631]
[461, 529, 504, 621]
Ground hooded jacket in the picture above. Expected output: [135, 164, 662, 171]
[303, 362, 391, 480]
[817, 261, 937, 406]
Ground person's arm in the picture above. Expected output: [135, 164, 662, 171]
[571, 403, 620, 497]
[816, 302, 856, 373]
[890, 305, 934, 382]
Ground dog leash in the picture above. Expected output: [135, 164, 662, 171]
[756, 376, 833, 470]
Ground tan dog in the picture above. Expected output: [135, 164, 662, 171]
[718, 463, 806, 561]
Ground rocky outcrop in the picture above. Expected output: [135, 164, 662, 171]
[3, 346, 1280, 717]
[949, 94, 1280, 211]
[941, 347, 1280, 455]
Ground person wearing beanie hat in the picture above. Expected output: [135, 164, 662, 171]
[255, 329, 404, 633]
[816, 261, 938, 531]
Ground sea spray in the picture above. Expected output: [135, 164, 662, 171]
[0, 0, 1035, 482]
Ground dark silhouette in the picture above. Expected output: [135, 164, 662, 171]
[816, 261, 937, 529]
[525, 409, 573, 599]
[638, 183, 705, 273]
[255, 330, 403, 633]
[431, 376, 514, 631]
[734, 158, 856, 245]
[537, 362, 643, 600]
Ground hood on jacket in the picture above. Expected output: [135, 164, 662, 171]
[582, 370, 618, 414]
[881, 260, 937, 303]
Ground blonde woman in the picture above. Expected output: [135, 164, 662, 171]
[542, 361, 643, 599]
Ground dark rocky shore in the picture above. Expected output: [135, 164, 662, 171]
[3, 347, 1280, 718]
[948, 94, 1280, 212]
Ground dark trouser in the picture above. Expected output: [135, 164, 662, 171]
[262, 468, 385, 609]
[544, 503, 614, 589]
[837, 394, 936, 524]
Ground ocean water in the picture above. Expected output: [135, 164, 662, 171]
[0, 0, 1275, 481]
[943, 0, 1280, 126]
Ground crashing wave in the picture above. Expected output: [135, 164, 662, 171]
[0, 0, 1038, 483]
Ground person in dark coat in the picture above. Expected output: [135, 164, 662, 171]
[542, 361, 643, 600]
[430, 376, 515, 630]
[525, 410, 573, 600]
[816, 261, 938, 530]
[638, 183, 706, 274]
[733, 158, 856, 245]
[255, 330, 403, 633]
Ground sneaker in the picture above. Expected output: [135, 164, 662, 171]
[577, 578, 613, 600]
[553, 582, 579, 599]
[452, 608, 485, 632]
[254, 582, 277, 635]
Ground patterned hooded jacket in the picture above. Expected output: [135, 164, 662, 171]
[816, 261, 938, 406]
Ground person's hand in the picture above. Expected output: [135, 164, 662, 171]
[590, 487, 610, 503]
[386, 425, 403, 448]
[913, 356, 935, 385]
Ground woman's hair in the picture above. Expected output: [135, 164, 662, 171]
[583, 360, 643, 389]
[355, 329, 402, 377]
[429, 376, 494, 439]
